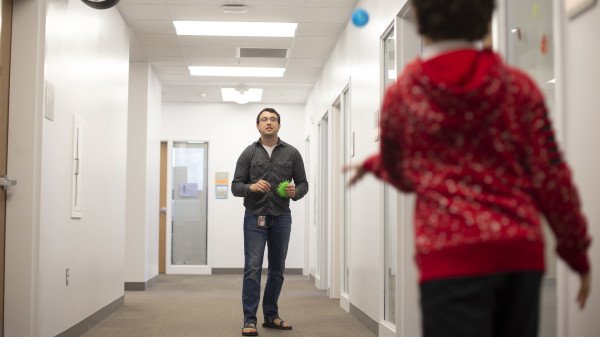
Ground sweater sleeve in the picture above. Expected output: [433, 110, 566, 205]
[363, 83, 414, 192]
[526, 98, 591, 274]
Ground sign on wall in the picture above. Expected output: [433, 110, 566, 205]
[215, 172, 229, 199]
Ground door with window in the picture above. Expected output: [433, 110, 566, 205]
[168, 141, 209, 273]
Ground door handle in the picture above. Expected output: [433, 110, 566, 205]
[1, 175, 17, 191]
[160, 207, 167, 214]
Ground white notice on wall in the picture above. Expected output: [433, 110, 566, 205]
[179, 183, 198, 197]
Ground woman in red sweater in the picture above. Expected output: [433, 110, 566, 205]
[346, 0, 591, 336]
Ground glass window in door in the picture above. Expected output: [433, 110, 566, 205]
[171, 141, 208, 265]
[382, 24, 398, 326]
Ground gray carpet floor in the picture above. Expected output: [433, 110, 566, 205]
[81, 274, 557, 337]
[81, 274, 377, 337]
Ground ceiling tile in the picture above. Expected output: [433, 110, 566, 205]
[127, 20, 177, 34]
[297, 7, 353, 24]
[118, 0, 358, 104]
[296, 23, 344, 37]
[293, 36, 338, 49]
[287, 48, 331, 59]
[286, 58, 327, 69]
[152, 65, 190, 75]
[178, 46, 238, 58]
[136, 34, 179, 46]
[177, 36, 294, 49]
[120, 0, 165, 4]
[304, 0, 359, 7]
[181, 57, 287, 68]
[143, 45, 183, 57]
[118, 4, 171, 20]
[147, 56, 187, 66]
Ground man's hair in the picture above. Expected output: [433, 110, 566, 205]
[411, 0, 495, 42]
[256, 108, 281, 124]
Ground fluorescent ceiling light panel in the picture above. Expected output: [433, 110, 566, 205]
[221, 88, 263, 104]
[173, 21, 298, 37]
[189, 66, 285, 77]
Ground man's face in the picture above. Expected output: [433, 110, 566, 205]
[256, 111, 281, 137]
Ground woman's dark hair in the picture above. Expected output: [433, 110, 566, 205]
[256, 108, 281, 124]
[411, 0, 495, 41]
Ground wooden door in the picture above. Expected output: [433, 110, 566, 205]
[0, 0, 13, 328]
[159, 142, 167, 273]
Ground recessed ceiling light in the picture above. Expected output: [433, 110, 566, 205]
[189, 66, 285, 77]
[222, 88, 263, 104]
[173, 21, 298, 37]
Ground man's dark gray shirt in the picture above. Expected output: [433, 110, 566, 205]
[232, 138, 308, 216]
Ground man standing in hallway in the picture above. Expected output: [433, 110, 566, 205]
[232, 108, 309, 336]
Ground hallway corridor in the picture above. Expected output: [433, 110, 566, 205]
[4, 0, 598, 335]
[81, 274, 376, 337]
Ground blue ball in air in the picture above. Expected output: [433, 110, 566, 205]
[351, 8, 369, 27]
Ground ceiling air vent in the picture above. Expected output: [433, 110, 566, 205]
[222, 4, 247, 13]
[239, 48, 288, 59]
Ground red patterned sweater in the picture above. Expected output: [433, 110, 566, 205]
[364, 48, 591, 282]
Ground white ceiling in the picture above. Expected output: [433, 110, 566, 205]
[117, 0, 360, 104]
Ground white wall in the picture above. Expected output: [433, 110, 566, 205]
[6, 0, 130, 336]
[125, 61, 162, 284]
[146, 66, 162, 281]
[161, 103, 307, 270]
[304, 0, 416, 328]
[560, 4, 600, 336]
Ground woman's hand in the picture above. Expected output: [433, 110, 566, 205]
[343, 162, 368, 187]
[577, 271, 591, 309]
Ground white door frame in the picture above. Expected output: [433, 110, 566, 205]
[165, 140, 211, 275]
[394, 4, 423, 337]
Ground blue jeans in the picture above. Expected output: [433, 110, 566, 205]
[242, 210, 292, 324]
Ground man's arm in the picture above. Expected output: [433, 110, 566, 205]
[290, 150, 308, 201]
[231, 148, 251, 197]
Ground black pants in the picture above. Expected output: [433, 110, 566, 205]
[420, 272, 543, 337]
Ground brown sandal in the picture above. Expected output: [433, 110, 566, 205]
[263, 318, 292, 330]
[242, 322, 258, 336]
